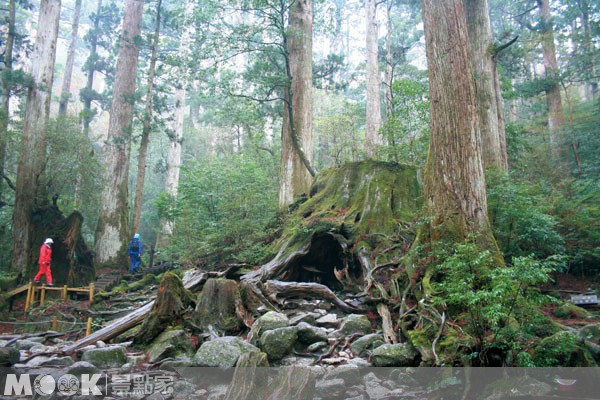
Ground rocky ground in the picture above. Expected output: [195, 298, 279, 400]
[1, 268, 600, 399]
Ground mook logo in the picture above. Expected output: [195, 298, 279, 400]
[4, 373, 104, 396]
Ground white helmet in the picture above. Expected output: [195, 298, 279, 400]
[44, 238, 54, 244]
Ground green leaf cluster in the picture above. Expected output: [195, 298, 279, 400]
[159, 152, 279, 266]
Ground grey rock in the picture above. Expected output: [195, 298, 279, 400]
[340, 314, 371, 336]
[371, 343, 419, 367]
[259, 326, 299, 360]
[350, 333, 385, 356]
[146, 329, 193, 363]
[307, 341, 328, 352]
[289, 312, 318, 326]
[14, 340, 39, 350]
[193, 336, 258, 368]
[254, 311, 290, 332]
[316, 314, 339, 328]
[62, 361, 101, 377]
[297, 322, 329, 344]
[81, 346, 128, 369]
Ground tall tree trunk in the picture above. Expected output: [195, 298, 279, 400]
[132, 0, 162, 234]
[10, 0, 62, 275]
[464, 0, 508, 171]
[0, 0, 16, 200]
[81, 0, 103, 138]
[536, 0, 564, 151]
[94, 0, 144, 269]
[157, 0, 192, 247]
[420, 0, 496, 248]
[158, 85, 184, 242]
[365, 0, 381, 157]
[58, 0, 82, 116]
[279, 0, 314, 207]
[384, 0, 393, 121]
[579, 0, 597, 100]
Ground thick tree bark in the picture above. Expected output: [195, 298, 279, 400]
[384, 0, 393, 120]
[464, 0, 508, 171]
[0, 0, 16, 200]
[579, 0, 596, 100]
[158, 1, 192, 244]
[537, 0, 564, 152]
[133, 0, 162, 233]
[365, 0, 381, 157]
[10, 0, 61, 274]
[58, 0, 82, 117]
[95, 0, 144, 268]
[279, 0, 314, 207]
[420, 0, 495, 246]
[81, 0, 103, 139]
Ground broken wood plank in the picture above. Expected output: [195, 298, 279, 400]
[263, 280, 361, 313]
[61, 269, 207, 353]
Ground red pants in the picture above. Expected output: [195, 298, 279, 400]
[34, 262, 52, 284]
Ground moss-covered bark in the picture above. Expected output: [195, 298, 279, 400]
[244, 160, 421, 289]
[133, 272, 195, 344]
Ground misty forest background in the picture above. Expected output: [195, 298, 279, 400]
[0, 0, 598, 282]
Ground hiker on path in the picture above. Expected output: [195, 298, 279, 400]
[34, 238, 54, 286]
[128, 233, 143, 274]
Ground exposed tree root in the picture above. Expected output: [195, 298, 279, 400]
[262, 280, 362, 313]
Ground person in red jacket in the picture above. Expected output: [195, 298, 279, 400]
[34, 238, 54, 286]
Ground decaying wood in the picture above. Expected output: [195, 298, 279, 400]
[62, 269, 207, 353]
[133, 272, 195, 344]
[377, 303, 397, 344]
[192, 278, 244, 334]
[263, 280, 361, 313]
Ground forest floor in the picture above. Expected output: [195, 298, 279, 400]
[1, 271, 599, 336]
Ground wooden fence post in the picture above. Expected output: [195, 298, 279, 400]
[25, 282, 33, 311]
[52, 316, 58, 331]
[86, 317, 93, 337]
[40, 286, 46, 307]
[89, 283, 94, 303]
[62, 285, 68, 300]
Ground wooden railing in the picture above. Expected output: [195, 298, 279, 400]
[8, 282, 96, 311]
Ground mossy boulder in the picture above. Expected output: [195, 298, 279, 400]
[371, 343, 420, 367]
[81, 346, 127, 369]
[253, 311, 289, 333]
[146, 329, 194, 363]
[259, 326, 299, 360]
[193, 336, 258, 368]
[532, 331, 597, 366]
[296, 322, 328, 345]
[553, 302, 591, 319]
[340, 314, 372, 336]
[350, 333, 386, 356]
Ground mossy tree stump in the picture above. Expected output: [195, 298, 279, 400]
[193, 278, 246, 335]
[133, 272, 195, 344]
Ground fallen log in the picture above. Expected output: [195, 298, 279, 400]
[262, 280, 362, 313]
[61, 269, 207, 353]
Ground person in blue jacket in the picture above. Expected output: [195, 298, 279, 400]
[128, 233, 143, 274]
